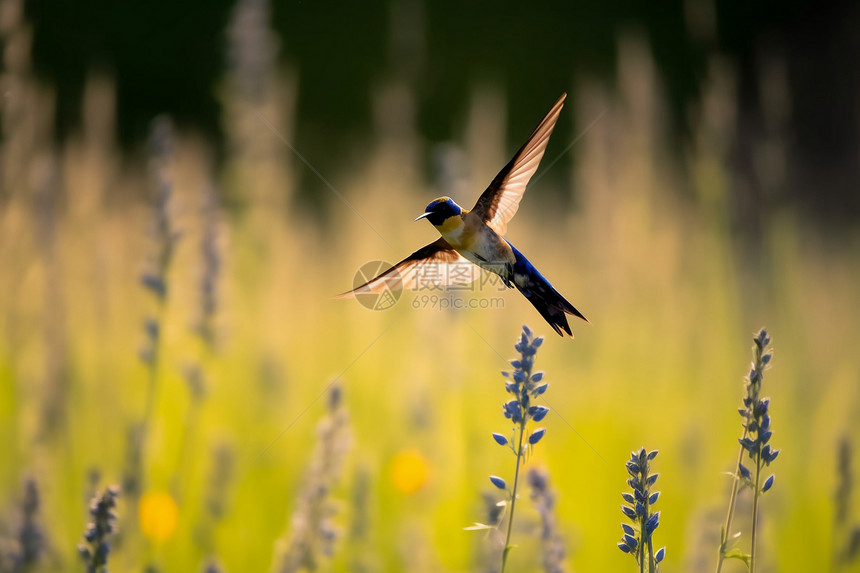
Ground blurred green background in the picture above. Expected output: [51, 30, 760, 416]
[1, 0, 860, 571]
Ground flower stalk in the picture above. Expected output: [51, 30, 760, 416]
[482, 326, 550, 572]
[715, 328, 779, 573]
[618, 448, 665, 573]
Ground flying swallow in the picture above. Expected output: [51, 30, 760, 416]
[337, 93, 587, 337]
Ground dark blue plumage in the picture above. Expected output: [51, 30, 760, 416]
[502, 241, 587, 337]
[421, 198, 462, 226]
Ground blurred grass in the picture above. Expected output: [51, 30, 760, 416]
[1, 3, 860, 571]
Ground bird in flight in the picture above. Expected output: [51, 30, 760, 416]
[337, 93, 588, 337]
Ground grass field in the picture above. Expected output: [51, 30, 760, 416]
[1, 5, 859, 572]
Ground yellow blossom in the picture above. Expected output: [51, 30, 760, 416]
[139, 491, 179, 543]
[389, 449, 431, 494]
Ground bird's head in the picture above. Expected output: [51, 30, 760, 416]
[414, 197, 463, 226]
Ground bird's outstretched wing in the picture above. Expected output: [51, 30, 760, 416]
[471, 93, 566, 236]
[335, 238, 478, 299]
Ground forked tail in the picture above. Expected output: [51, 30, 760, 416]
[507, 243, 587, 337]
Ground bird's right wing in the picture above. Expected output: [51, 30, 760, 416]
[471, 93, 566, 236]
[335, 238, 478, 299]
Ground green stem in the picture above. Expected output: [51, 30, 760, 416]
[141, 296, 166, 433]
[129, 298, 165, 502]
[715, 438, 747, 573]
[644, 478, 655, 573]
[750, 453, 763, 573]
[170, 396, 201, 500]
[648, 527, 656, 573]
[500, 419, 527, 573]
[141, 348, 160, 438]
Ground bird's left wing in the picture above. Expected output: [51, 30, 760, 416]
[335, 238, 478, 299]
[471, 93, 566, 236]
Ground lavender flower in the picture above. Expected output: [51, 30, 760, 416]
[618, 448, 665, 572]
[125, 118, 181, 502]
[77, 486, 120, 573]
[528, 468, 567, 573]
[478, 326, 551, 573]
[0, 479, 45, 572]
[274, 386, 351, 573]
[17, 479, 43, 570]
[833, 437, 860, 570]
[715, 328, 778, 573]
[194, 184, 222, 351]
